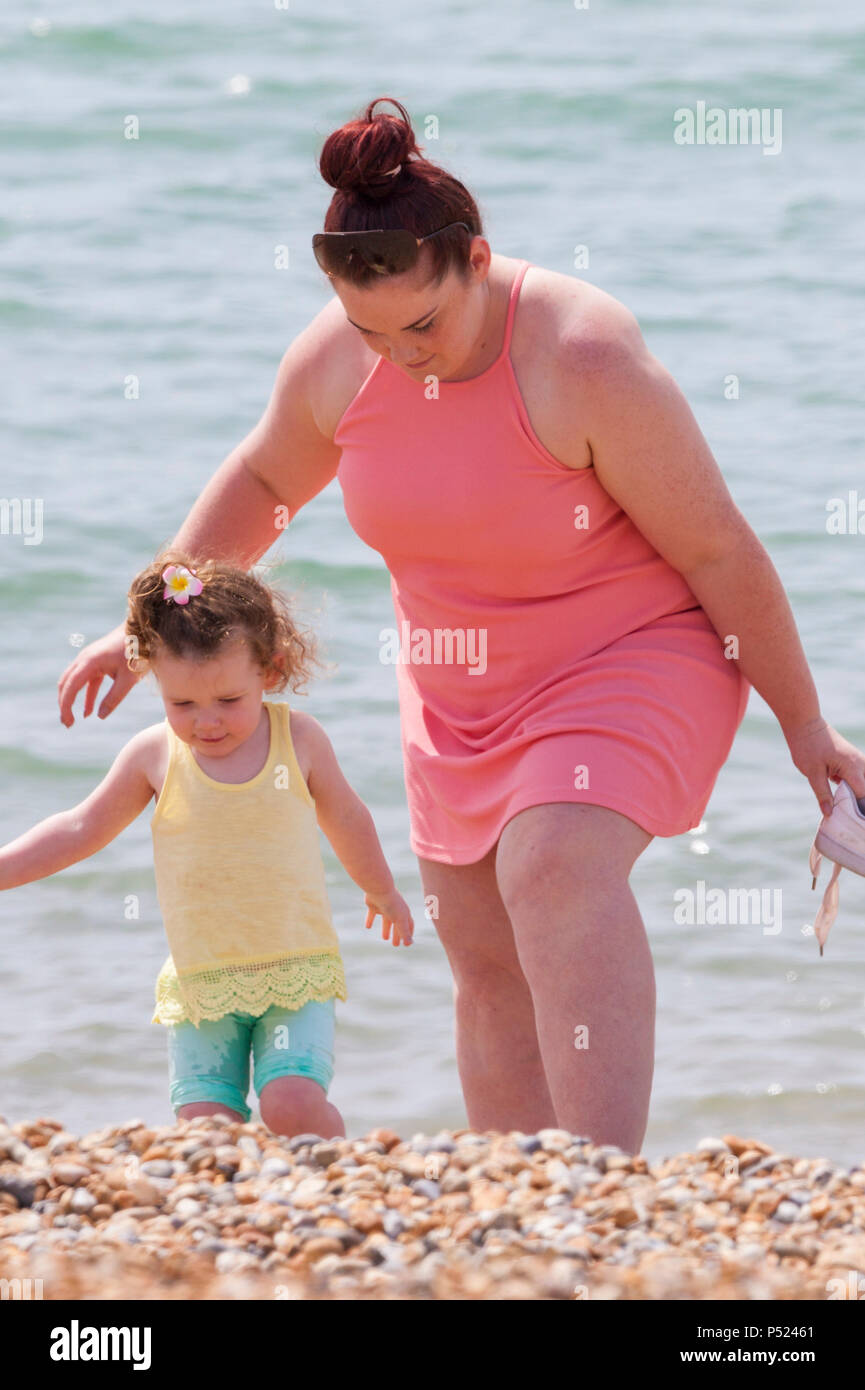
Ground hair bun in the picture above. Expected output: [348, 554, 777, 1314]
[319, 95, 422, 200]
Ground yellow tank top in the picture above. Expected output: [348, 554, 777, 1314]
[149, 700, 346, 1027]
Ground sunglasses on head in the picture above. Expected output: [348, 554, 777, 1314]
[312, 222, 472, 278]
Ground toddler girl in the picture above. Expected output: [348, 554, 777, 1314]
[0, 551, 413, 1138]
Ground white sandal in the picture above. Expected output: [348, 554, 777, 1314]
[809, 779, 865, 954]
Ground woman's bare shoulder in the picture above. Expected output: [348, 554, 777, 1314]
[298, 296, 373, 441]
[505, 262, 645, 470]
[234, 298, 358, 503]
[522, 263, 643, 362]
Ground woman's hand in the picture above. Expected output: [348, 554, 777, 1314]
[364, 887, 414, 947]
[57, 623, 141, 727]
[784, 716, 865, 817]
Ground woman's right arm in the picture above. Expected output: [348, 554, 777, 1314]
[57, 322, 342, 725]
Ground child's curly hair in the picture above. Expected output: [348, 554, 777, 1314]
[125, 550, 324, 693]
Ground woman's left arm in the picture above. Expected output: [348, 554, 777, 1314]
[570, 299, 865, 815]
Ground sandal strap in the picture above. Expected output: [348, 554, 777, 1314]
[814, 859, 842, 955]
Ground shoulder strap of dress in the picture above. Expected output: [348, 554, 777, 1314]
[271, 700, 314, 804]
[502, 259, 531, 353]
[266, 698, 287, 754]
[163, 716, 184, 766]
[272, 700, 299, 772]
[154, 717, 183, 810]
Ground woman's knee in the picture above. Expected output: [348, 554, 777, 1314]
[495, 802, 652, 915]
[449, 943, 535, 1002]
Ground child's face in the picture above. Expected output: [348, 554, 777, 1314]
[152, 636, 276, 758]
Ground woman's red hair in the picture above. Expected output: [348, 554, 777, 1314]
[316, 96, 484, 287]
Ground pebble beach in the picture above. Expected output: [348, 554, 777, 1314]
[2, 1116, 864, 1300]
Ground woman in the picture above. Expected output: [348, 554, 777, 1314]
[58, 96, 865, 1153]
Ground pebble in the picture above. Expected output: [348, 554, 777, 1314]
[260, 1158, 291, 1179]
[286, 1134, 324, 1153]
[772, 1240, 812, 1260]
[410, 1134, 457, 1156]
[50, 1162, 91, 1187]
[516, 1136, 543, 1155]
[695, 1137, 729, 1157]
[311, 1143, 342, 1167]
[381, 1211, 405, 1239]
[0, 1174, 39, 1207]
[774, 1201, 802, 1224]
[786, 1189, 813, 1206]
[141, 1161, 175, 1178]
[174, 1198, 203, 1220]
[69, 1189, 96, 1214]
[571, 1167, 603, 1188]
[538, 1129, 574, 1153]
[745, 1154, 790, 1175]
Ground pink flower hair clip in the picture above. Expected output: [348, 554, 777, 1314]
[162, 564, 203, 605]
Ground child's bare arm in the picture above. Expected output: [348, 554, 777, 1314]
[296, 713, 394, 891]
[0, 729, 157, 890]
[291, 712, 413, 945]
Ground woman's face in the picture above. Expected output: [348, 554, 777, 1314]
[332, 236, 494, 382]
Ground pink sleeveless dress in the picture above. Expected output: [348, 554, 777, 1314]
[334, 259, 750, 864]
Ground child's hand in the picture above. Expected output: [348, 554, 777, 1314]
[364, 887, 414, 946]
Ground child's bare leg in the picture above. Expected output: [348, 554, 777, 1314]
[177, 1101, 245, 1122]
[259, 1077, 345, 1138]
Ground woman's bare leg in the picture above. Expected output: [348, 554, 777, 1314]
[495, 802, 656, 1153]
[418, 844, 557, 1132]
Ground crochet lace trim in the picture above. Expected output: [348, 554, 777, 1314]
[153, 951, 347, 1026]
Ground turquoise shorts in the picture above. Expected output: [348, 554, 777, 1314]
[166, 999, 336, 1123]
